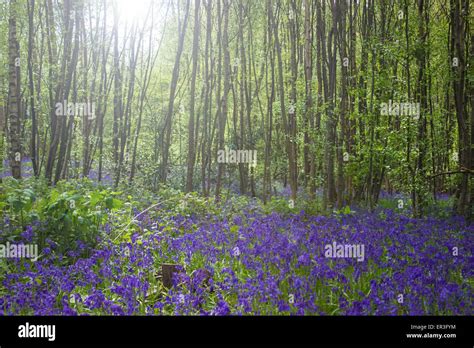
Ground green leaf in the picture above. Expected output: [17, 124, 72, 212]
[343, 205, 352, 215]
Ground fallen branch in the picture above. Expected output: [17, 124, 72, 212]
[112, 199, 169, 242]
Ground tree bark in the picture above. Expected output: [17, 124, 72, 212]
[8, 0, 22, 180]
[186, 0, 201, 192]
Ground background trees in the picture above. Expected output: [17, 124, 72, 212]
[0, 0, 472, 219]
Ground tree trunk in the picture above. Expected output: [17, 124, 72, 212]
[8, 0, 22, 180]
[161, 1, 190, 184]
[215, 0, 230, 199]
[186, 0, 201, 192]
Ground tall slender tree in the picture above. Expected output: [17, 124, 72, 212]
[8, 0, 22, 180]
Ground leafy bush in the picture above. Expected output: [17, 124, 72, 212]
[0, 178, 125, 255]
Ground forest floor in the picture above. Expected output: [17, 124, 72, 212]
[0, 163, 472, 315]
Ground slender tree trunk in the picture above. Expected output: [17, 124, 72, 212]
[324, 0, 337, 210]
[186, 0, 201, 192]
[54, 1, 80, 183]
[215, 0, 231, 199]
[161, 1, 190, 184]
[304, 0, 313, 196]
[27, 0, 39, 176]
[263, 0, 274, 203]
[451, 0, 470, 218]
[201, 0, 212, 196]
[272, 0, 297, 202]
[8, 0, 22, 180]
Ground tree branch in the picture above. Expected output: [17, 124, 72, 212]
[428, 169, 474, 179]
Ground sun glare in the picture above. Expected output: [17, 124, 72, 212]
[113, 0, 155, 25]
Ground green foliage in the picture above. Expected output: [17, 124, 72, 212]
[334, 205, 354, 216]
[0, 177, 125, 254]
[262, 196, 322, 216]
